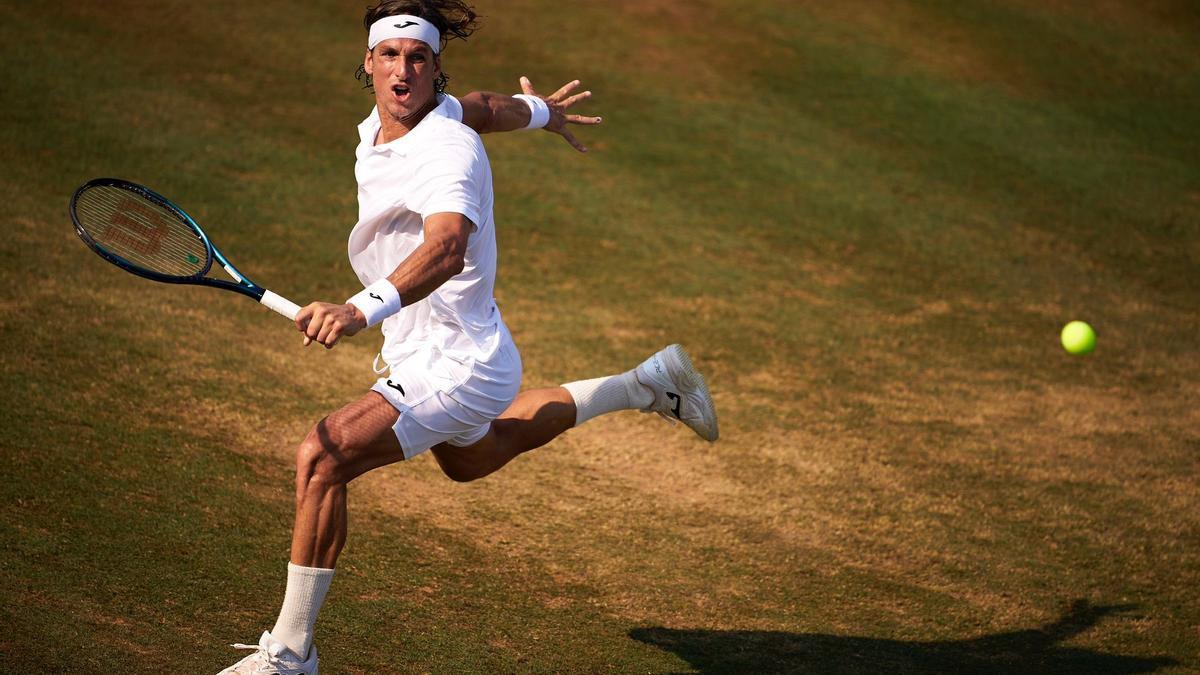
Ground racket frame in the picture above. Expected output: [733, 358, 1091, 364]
[70, 177, 271, 303]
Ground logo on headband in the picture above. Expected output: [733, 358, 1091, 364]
[368, 15, 441, 52]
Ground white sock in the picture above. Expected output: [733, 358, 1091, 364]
[270, 563, 334, 658]
[562, 370, 653, 427]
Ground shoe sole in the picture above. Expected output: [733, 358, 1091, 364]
[664, 344, 719, 442]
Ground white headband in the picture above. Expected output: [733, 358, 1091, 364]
[368, 15, 441, 53]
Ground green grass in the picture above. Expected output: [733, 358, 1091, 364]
[2, 0, 1198, 672]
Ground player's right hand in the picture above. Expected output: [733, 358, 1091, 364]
[296, 302, 366, 349]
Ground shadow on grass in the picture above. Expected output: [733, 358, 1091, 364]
[630, 600, 1176, 674]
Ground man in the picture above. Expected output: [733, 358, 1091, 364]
[220, 2, 717, 672]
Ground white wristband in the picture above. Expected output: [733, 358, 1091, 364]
[513, 94, 550, 130]
[347, 279, 402, 327]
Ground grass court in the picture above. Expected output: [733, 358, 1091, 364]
[1, 0, 1198, 672]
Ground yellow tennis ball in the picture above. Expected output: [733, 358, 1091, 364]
[1061, 321, 1096, 355]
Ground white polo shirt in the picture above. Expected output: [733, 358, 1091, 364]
[348, 93, 507, 366]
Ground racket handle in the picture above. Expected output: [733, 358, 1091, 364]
[260, 289, 301, 321]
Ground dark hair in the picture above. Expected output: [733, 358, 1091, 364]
[355, 0, 480, 94]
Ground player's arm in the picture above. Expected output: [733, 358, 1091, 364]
[295, 213, 471, 349]
[459, 77, 602, 152]
[379, 212, 470, 306]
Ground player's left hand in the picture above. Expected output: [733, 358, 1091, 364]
[520, 76, 602, 153]
[296, 302, 366, 349]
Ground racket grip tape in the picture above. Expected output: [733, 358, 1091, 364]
[260, 289, 301, 321]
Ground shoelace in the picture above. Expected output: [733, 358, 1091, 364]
[227, 642, 298, 674]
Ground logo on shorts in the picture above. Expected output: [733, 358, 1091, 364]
[666, 392, 682, 418]
[394, 20, 418, 29]
[386, 379, 406, 396]
[369, 292, 383, 303]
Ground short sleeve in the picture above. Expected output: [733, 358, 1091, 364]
[406, 130, 483, 230]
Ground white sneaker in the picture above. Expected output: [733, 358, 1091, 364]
[635, 344, 719, 442]
[217, 631, 318, 675]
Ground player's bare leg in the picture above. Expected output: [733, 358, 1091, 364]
[431, 344, 718, 483]
[220, 392, 403, 674]
[289, 391, 405, 568]
[430, 386, 577, 481]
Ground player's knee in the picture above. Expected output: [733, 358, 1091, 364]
[296, 421, 351, 486]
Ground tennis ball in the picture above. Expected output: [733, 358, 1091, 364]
[1061, 320, 1096, 355]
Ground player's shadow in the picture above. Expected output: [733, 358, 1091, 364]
[630, 599, 1176, 674]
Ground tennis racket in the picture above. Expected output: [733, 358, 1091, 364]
[70, 177, 301, 320]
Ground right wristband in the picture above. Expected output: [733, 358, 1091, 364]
[513, 94, 551, 130]
[347, 278, 402, 327]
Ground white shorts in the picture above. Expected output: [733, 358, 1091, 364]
[370, 341, 522, 459]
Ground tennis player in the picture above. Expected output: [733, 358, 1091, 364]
[219, 1, 717, 672]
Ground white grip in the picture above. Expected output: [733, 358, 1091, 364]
[260, 289, 301, 321]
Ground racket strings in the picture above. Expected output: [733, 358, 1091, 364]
[75, 185, 209, 278]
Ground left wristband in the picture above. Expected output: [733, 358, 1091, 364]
[513, 94, 550, 130]
[347, 278, 402, 327]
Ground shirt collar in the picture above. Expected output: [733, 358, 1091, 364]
[358, 93, 454, 155]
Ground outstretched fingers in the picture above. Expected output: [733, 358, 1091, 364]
[519, 75, 602, 153]
[559, 90, 591, 108]
[565, 113, 602, 125]
[559, 129, 587, 153]
[548, 79, 582, 101]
